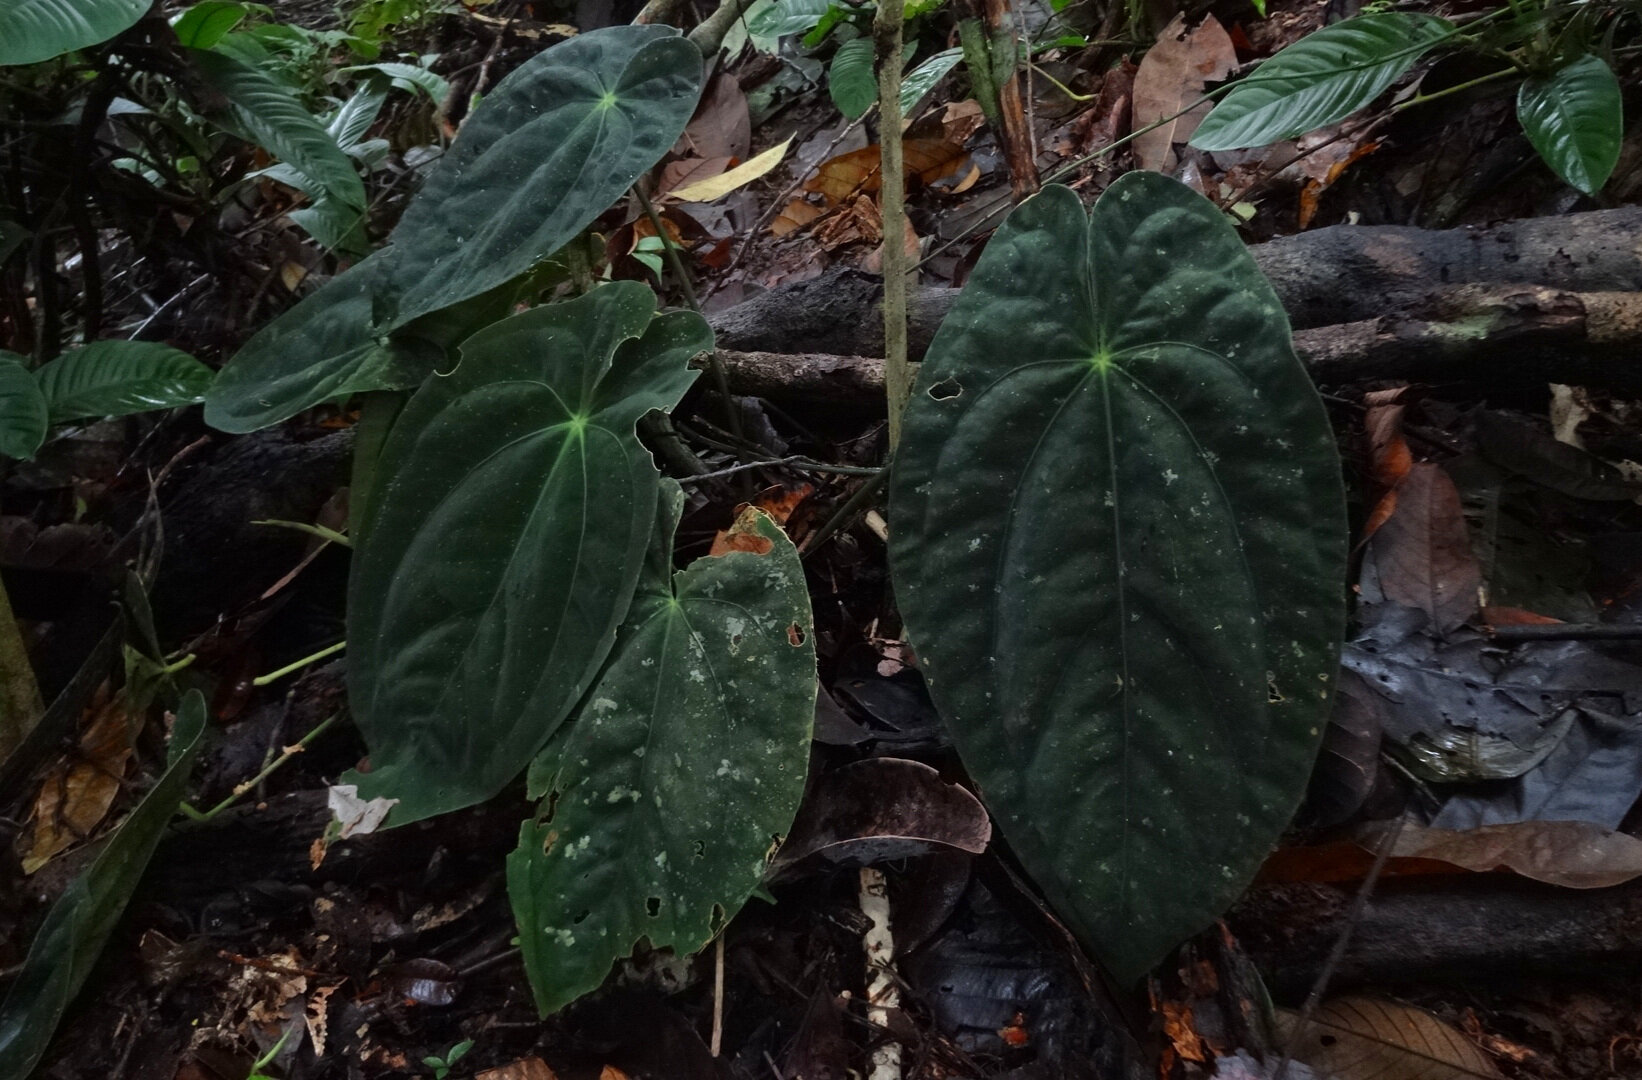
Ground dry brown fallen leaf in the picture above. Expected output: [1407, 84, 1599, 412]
[20, 686, 135, 874]
[1131, 13, 1238, 173]
[477, 1059, 558, 1080]
[1279, 996, 1503, 1079]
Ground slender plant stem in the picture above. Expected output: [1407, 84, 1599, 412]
[1395, 66, 1517, 108]
[680, 455, 883, 483]
[252, 640, 346, 687]
[875, 0, 912, 449]
[800, 465, 892, 558]
[178, 712, 340, 823]
[635, 184, 746, 446]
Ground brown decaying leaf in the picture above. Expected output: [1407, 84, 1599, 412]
[803, 137, 970, 206]
[1367, 463, 1482, 633]
[709, 484, 813, 556]
[21, 687, 136, 874]
[1360, 387, 1411, 542]
[477, 1059, 559, 1080]
[771, 198, 825, 237]
[1279, 996, 1503, 1079]
[659, 155, 737, 195]
[1297, 137, 1381, 229]
[1131, 14, 1238, 172]
[708, 503, 778, 557]
[677, 72, 750, 161]
[1308, 667, 1384, 827]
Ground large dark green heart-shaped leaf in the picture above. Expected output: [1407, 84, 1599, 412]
[0, 691, 205, 1079]
[0, 352, 48, 460]
[201, 24, 704, 433]
[888, 175, 1347, 984]
[1190, 13, 1453, 151]
[35, 341, 215, 423]
[1517, 53, 1623, 196]
[509, 483, 815, 1017]
[386, 26, 702, 326]
[0, 0, 149, 66]
[343, 282, 708, 826]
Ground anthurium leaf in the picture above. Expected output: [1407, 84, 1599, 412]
[343, 282, 708, 826]
[829, 38, 877, 120]
[387, 26, 702, 327]
[888, 175, 1347, 984]
[1190, 13, 1454, 151]
[0, 690, 206, 1079]
[0, 352, 48, 460]
[509, 484, 815, 1017]
[34, 341, 214, 424]
[0, 0, 149, 66]
[201, 25, 703, 433]
[192, 49, 367, 215]
[1517, 53, 1623, 196]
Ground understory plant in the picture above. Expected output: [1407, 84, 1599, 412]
[1190, 5, 1628, 195]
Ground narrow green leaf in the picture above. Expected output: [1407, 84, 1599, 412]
[202, 26, 705, 433]
[341, 61, 451, 105]
[510, 483, 815, 1017]
[902, 47, 963, 114]
[1190, 13, 1454, 151]
[888, 175, 1347, 983]
[0, 0, 150, 66]
[1517, 53, 1623, 196]
[0, 691, 206, 1078]
[830, 38, 878, 119]
[171, 2, 250, 49]
[0, 352, 47, 460]
[192, 49, 368, 215]
[343, 282, 708, 826]
[35, 341, 215, 424]
[747, 0, 834, 38]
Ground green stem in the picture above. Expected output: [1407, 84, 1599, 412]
[350, 390, 405, 540]
[800, 464, 892, 559]
[252, 640, 346, 687]
[1395, 66, 1518, 108]
[875, 0, 912, 449]
[178, 712, 339, 823]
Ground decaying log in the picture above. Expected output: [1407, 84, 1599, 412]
[704, 207, 1642, 399]
[707, 286, 1642, 405]
[1232, 877, 1642, 998]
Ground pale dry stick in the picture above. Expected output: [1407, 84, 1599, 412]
[711, 934, 727, 1056]
[859, 866, 902, 1080]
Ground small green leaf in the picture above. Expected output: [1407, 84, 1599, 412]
[902, 47, 963, 113]
[1517, 53, 1623, 196]
[510, 484, 814, 1017]
[747, 0, 834, 38]
[0, 0, 150, 66]
[0, 691, 207, 1078]
[35, 341, 215, 424]
[830, 38, 878, 119]
[192, 48, 367, 218]
[171, 2, 249, 49]
[888, 175, 1347, 984]
[1190, 13, 1455, 151]
[343, 282, 708, 826]
[0, 353, 47, 460]
[341, 61, 451, 105]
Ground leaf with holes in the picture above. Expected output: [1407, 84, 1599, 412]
[202, 25, 704, 433]
[509, 485, 814, 1016]
[342, 282, 708, 826]
[1517, 53, 1623, 196]
[0, 0, 150, 66]
[0, 353, 47, 460]
[1190, 14, 1454, 151]
[34, 341, 214, 424]
[888, 175, 1347, 984]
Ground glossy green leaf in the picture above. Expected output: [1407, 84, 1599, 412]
[829, 38, 877, 120]
[0, 0, 149, 66]
[35, 341, 214, 424]
[342, 61, 451, 104]
[0, 691, 206, 1078]
[171, 2, 251, 49]
[510, 483, 815, 1016]
[343, 283, 708, 826]
[747, 0, 833, 38]
[1517, 53, 1623, 196]
[0, 352, 48, 460]
[192, 49, 367, 216]
[902, 47, 963, 113]
[888, 175, 1347, 984]
[202, 25, 704, 433]
[1190, 13, 1454, 151]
